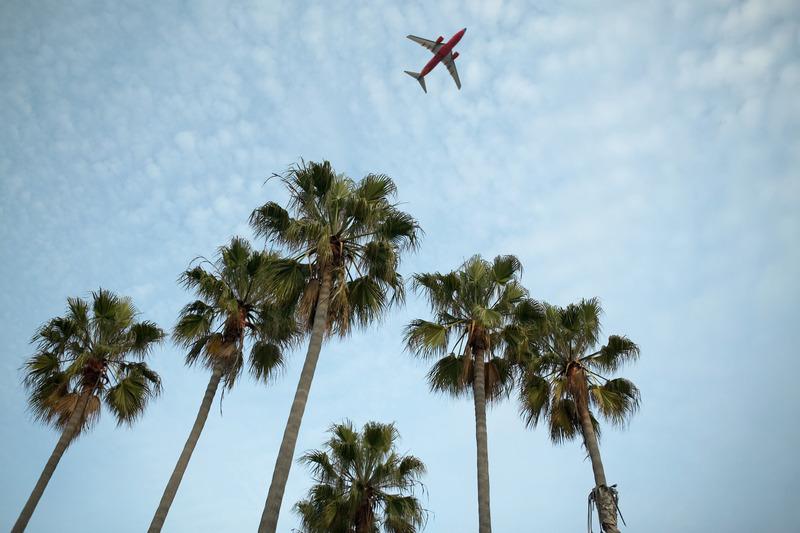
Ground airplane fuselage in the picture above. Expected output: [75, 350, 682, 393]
[420, 28, 466, 76]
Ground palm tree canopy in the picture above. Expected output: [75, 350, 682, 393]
[294, 421, 427, 533]
[22, 289, 165, 434]
[516, 297, 641, 443]
[249, 160, 421, 336]
[404, 255, 530, 400]
[174, 236, 299, 388]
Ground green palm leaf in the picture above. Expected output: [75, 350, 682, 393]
[105, 362, 162, 425]
[589, 335, 640, 373]
[590, 378, 641, 426]
[249, 341, 285, 383]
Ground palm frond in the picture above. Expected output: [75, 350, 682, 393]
[104, 362, 162, 425]
[26, 369, 71, 428]
[180, 266, 227, 302]
[590, 378, 640, 426]
[65, 297, 89, 330]
[181, 335, 207, 366]
[548, 397, 581, 444]
[373, 210, 421, 251]
[50, 393, 102, 435]
[361, 240, 398, 283]
[589, 335, 640, 373]
[483, 356, 514, 402]
[514, 298, 545, 325]
[491, 254, 522, 284]
[249, 341, 285, 383]
[472, 306, 502, 328]
[129, 321, 165, 356]
[382, 494, 426, 533]
[269, 258, 311, 303]
[173, 301, 216, 346]
[403, 320, 450, 359]
[411, 272, 459, 314]
[347, 276, 389, 329]
[519, 373, 551, 428]
[426, 354, 470, 398]
[355, 173, 397, 202]
[362, 421, 397, 455]
[395, 455, 426, 481]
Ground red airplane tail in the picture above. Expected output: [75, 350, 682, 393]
[404, 71, 427, 93]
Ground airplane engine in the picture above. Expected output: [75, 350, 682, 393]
[452, 52, 459, 60]
[436, 36, 444, 43]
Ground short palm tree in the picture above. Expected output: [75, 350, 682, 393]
[250, 160, 420, 532]
[13, 289, 164, 532]
[148, 237, 298, 532]
[404, 255, 530, 533]
[516, 298, 640, 533]
[294, 421, 427, 533]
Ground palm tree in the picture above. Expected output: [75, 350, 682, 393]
[13, 289, 164, 532]
[148, 237, 298, 532]
[516, 298, 640, 533]
[294, 421, 427, 533]
[250, 160, 421, 532]
[404, 255, 531, 533]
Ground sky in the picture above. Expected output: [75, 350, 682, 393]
[0, 0, 798, 531]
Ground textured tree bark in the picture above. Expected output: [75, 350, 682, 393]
[355, 497, 375, 533]
[591, 486, 621, 533]
[12, 389, 93, 533]
[148, 363, 223, 532]
[574, 371, 619, 533]
[258, 269, 332, 533]
[472, 348, 493, 533]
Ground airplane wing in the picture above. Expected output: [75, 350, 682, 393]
[442, 53, 462, 89]
[407, 35, 443, 54]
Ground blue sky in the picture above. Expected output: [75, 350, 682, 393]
[1, 0, 798, 531]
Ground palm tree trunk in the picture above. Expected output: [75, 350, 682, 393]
[355, 499, 374, 533]
[575, 376, 619, 533]
[472, 348, 492, 533]
[12, 388, 93, 533]
[148, 363, 223, 532]
[258, 269, 333, 533]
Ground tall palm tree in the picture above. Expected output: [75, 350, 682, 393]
[516, 298, 640, 533]
[404, 255, 530, 533]
[294, 421, 427, 533]
[250, 160, 420, 532]
[148, 237, 298, 532]
[13, 289, 164, 532]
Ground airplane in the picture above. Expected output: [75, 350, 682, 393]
[404, 28, 466, 93]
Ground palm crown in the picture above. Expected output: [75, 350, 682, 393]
[23, 289, 164, 433]
[404, 255, 533, 399]
[294, 421, 427, 533]
[250, 160, 421, 336]
[174, 236, 299, 388]
[517, 298, 641, 443]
